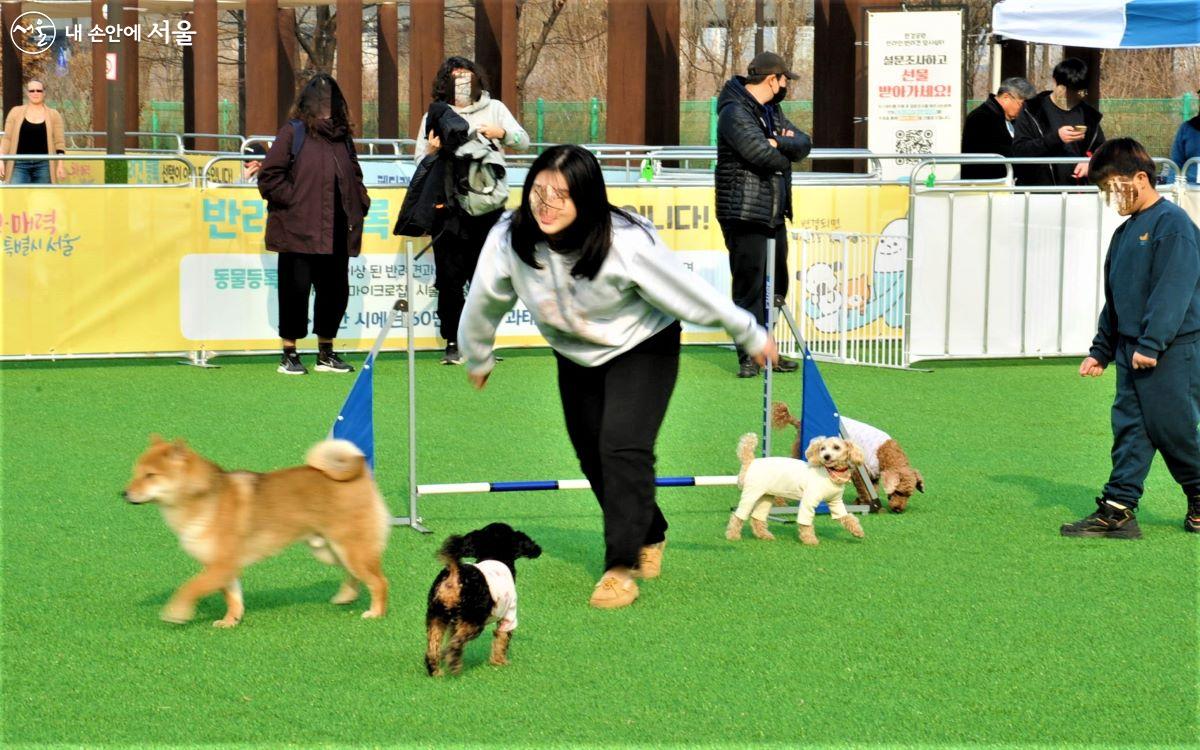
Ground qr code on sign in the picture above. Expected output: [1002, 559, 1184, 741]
[895, 129, 934, 155]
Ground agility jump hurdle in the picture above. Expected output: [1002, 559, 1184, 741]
[417, 476, 740, 496]
[331, 239, 874, 533]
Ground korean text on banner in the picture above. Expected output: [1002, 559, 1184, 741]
[867, 9, 964, 182]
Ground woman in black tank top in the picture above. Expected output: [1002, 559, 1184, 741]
[0, 80, 67, 185]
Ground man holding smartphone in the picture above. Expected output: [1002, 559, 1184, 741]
[1012, 57, 1106, 186]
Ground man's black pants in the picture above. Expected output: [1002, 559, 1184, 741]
[555, 323, 681, 571]
[721, 220, 789, 352]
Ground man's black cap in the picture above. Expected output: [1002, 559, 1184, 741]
[748, 51, 799, 80]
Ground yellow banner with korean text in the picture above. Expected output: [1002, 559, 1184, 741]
[0, 183, 908, 358]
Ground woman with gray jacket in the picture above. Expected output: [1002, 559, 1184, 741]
[459, 145, 779, 610]
[414, 56, 529, 365]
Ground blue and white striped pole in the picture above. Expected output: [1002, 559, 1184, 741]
[418, 475, 739, 496]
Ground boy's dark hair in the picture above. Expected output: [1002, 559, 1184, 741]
[509, 144, 650, 281]
[431, 56, 489, 104]
[1052, 58, 1089, 91]
[1089, 138, 1157, 185]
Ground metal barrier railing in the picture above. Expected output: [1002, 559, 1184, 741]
[1182, 157, 1200, 185]
[199, 153, 416, 187]
[0, 154, 197, 187]
[62, 130, 186, 153]
[909, 155, 1181, 188]
[182, 132, 248, 155]
[643, 147, 885, 182]
[902, 155, 1183, 364]
[241, 134, 417, 157]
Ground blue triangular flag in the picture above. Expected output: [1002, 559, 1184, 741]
[799, 348, 842, 515]
[800, 348, 841, 452]
[331, 354, 375, 469]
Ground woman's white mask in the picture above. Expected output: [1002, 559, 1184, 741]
[454, 74, 472, 107]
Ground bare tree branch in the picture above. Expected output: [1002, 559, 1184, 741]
[518, 0, 568, 100]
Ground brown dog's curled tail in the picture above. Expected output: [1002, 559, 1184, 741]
[305, 439, 367, 481]
[736, 433, 758, 487]
[772, 402, 801, 429]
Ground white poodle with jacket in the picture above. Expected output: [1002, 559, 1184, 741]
[726, 433, 866, 545]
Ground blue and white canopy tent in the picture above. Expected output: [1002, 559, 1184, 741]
[993, 0, 1200, 49]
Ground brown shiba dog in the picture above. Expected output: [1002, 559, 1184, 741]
[123, 435, 390, 627]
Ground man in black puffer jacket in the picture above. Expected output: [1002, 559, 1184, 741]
[716, 52, 812, 378]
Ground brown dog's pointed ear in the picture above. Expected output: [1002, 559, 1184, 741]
[881, 470, 900, 495]
[149, 433, 164, 445]
[168, 438, 190, 461]
[847, 441, 865, 466]
[804, 438, 822, 463]
[915, 470, 925, 493]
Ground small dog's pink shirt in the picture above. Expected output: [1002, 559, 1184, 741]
[470, 559, 518, 632]
[736, 457, 851, 526]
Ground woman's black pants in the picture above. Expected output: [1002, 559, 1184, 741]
[554, 323, 681, 571]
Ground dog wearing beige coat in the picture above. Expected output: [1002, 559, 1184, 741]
[726, 432, 866, 545]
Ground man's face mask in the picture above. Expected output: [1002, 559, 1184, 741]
[769, 76, 788, 106]
[1100, 177, 1141, 215]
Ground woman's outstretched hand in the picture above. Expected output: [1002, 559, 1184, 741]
[752, 336, 780, 367]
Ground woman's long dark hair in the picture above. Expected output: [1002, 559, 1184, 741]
[431, 56, 489, 104]
[510, 145, 649, 280]
[289, 73, 353, 138]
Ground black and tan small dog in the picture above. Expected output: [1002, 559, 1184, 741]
[425, 523, 542, 676]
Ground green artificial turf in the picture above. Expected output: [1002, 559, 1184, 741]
[1, 348, 1197, 749]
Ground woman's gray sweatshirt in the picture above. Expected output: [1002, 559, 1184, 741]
[458, 212, 768, 375]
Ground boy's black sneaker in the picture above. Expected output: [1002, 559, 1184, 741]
[1060, 497, 1142, 539]
[1185, 495, 1200, 533]
[773, 357, 799, 373]
[277, 351, 308, 375]
[315, 351, 354, 373]
[441, 342, 464, 366]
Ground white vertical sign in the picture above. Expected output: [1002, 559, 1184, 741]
[867, 10, 963, 182]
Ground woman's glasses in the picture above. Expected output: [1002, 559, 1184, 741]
[27, 88, 44, 94]
[531, 184, 570, 210]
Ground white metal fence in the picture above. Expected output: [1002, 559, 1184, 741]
[779, 229, 909, 368]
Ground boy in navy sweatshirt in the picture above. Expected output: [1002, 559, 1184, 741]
[1062, 138, 1200, 539]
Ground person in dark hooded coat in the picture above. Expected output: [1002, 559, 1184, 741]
[258, 74, 370, 375]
